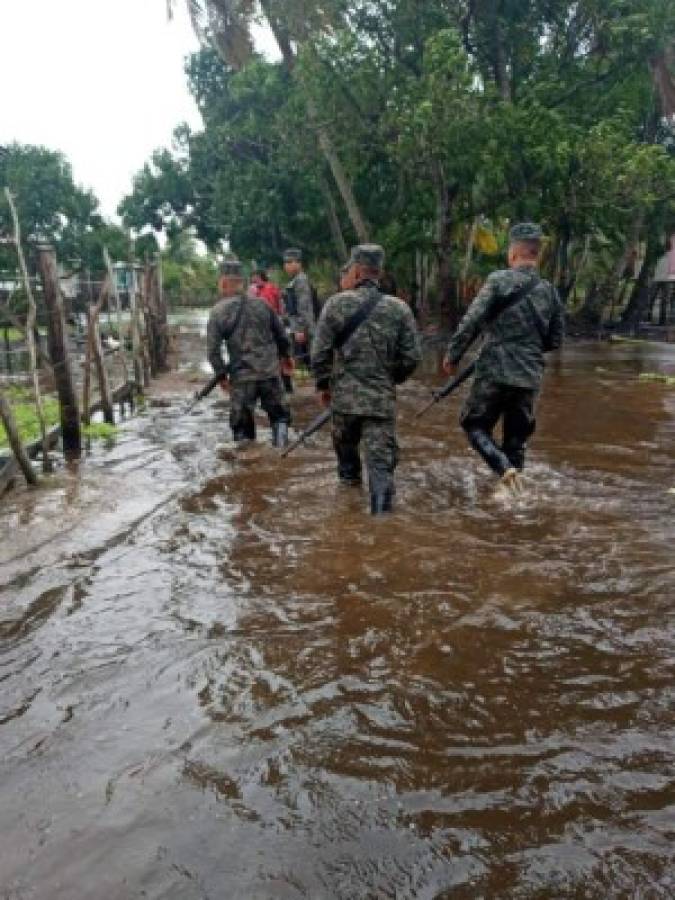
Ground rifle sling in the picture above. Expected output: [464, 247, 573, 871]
[334, 286, 384, 351]
[485, 276, 548, 343]
[223, 295, 247, 341]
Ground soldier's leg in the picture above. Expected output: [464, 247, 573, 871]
[460, 380, 512, 477]
[331, 413, 363, 485]
[362, 417, 398, 514]
[501, 388, 537, 471]
[229, 381, 256, 442]
[258, 377, 292, 448]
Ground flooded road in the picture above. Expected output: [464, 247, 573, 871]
[1, 334, 674, 899]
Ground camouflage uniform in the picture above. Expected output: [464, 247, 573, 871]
[283, 249, 316, 368]
[312, 245, 421, 507]
[207, 293, 291, 443]
[446, 224, 564, 475]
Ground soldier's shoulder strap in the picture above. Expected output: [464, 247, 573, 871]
[222, 295, 247, 341]
[334, 286, 384, 350]
[485, 275, 550, 340]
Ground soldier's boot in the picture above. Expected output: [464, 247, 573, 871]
[337, 449, 362, 485]
[370, 489, 393, 515]
[272, 421, 289, 449]
[501, 438, 526, 471]
[467, 429, 511, 477]
[500, 467, 524, 494]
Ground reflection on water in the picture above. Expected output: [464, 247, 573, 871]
[1, 337, 674, 898]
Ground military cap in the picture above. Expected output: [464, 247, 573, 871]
[348, 243, 385, 269]
[220, 256, 243, 276]
[509, 222, 544, 243]
[283, 248, 303, 262]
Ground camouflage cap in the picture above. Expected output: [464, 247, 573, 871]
[283, 248, 303, 262]
[348, 243, 385, 270]
[220, 256, 243, 276]
[509, 222, 544, 243]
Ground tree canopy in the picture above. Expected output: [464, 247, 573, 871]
[125, 0, 675, 322]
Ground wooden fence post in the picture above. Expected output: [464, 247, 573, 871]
[5, 188, 51, 471]
[36, 244, 82, 462]
[0, 389, 38, 485]
[156, 254, 169, 370]
[90, 307, 114, 424]
[103, 247, 129, 385]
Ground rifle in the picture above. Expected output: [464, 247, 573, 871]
[281, 408, 331, 458]
[415, 361, 476, 420]
[184, 369, 229, 413]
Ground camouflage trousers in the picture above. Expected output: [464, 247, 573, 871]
[459, 378, 538, 472]
[331, 413, 399, 496]
[230, 377, 290, 442]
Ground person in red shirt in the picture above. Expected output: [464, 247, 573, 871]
[249, 266, 283, 316]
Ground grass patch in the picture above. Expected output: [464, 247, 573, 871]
[82, 422, 119, 440]
[0, 387, 60, 449]
[639, 372, 675, 385]
[0, 327, 47, 343]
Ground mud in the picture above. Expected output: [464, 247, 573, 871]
[1, 329, 674, 899]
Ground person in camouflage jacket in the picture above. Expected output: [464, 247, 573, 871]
[443, 222, 564, 487]
[312, 244, 421, 514]
[283, 248, 315, 368]
[207, 260, 294, 447]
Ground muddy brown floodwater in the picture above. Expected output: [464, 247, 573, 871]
[1, 330, 675, 899]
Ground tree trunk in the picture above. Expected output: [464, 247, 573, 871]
[259, 12, 371, 245]
[319, 175, 349, 260]
[36, 245, 82, 462]
[621, 234, 662, 327]
[434, 164, 459, 325]
[0, 389, 38, 486]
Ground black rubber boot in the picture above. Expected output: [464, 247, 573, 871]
[370, 490, 393, 515]
[502, 438, 525, 471]
[338, 455, 362, 485]
[467, 429, 511, 476]
[272, 422, 289, 449]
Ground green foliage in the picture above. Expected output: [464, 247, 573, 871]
[82, 422, 119, 440]
[138, 0, 675, 320]
[0, 142, 140, 275]
[0, 387, 59, 449]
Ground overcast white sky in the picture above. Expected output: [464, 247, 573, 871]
[0, 1, 205, 219]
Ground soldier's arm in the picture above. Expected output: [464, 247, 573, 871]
[393, 305, 422, 384]
[446, 276, 498, 365]
[207, 306, 228, 376]
[295, 275, 314, 335]
[311, 298, 338, 389]
[269, 307, 292, 358]
[544, 288, 565, 352]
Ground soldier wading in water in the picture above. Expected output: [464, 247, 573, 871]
[312, 244, 421, 515]
[443, 222, 564, 489]
[207, 259, 295, 448]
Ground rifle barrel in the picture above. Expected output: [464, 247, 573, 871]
[414, 361, 476, 420]
[281, 409, 331, 458]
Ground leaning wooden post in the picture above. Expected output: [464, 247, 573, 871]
[36, 244, 82, 461]
[156, 253, 169, 370]
[129, 269, 144, 391]
[103, 247, 129, 385]
[82, 308, 93, 427]
[88, 277, 114, 424]
[143, 261, 158, 376]
[4, 188, 51, 472]
[0, 389, 38, 485]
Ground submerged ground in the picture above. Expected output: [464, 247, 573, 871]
[1, 330, 674, 899]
